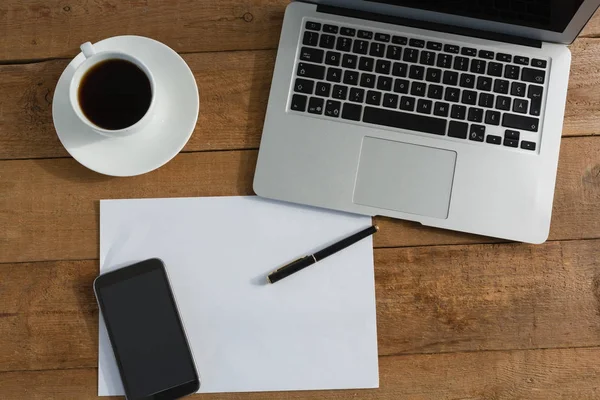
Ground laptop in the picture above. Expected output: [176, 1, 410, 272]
[254, 0, 600, 244]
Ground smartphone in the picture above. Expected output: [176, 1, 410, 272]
[94, 258, 200, 400]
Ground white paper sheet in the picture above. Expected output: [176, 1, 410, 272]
[99, 196, 379, 395]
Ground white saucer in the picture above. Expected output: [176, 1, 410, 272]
[53, 36, 199, 176]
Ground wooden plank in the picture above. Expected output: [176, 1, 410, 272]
[2, 40, 600, 160]
[2, 240, 600, 372]
[0, 0, 287, 62]
[2, 347, 600, 399]
[1, 136, 600, 264]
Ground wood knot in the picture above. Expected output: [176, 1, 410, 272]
[243, 12, 253, 22]
[63, 5, 71, 12]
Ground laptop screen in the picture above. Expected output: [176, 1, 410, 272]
[367, 0, 585, 32]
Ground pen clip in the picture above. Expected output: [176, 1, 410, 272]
[273, 256, 306, 273]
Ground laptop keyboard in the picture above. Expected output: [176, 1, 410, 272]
[290, 19, 549, 152]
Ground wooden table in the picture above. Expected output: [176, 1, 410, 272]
[1, 2, 600, 399]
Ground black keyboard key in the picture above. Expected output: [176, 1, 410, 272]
[326, 67, 342, 82]
[307, 97, 324, 114]
[358, 30, 373, 39]
[325, 51, 341, 66]
[510, 82, 525, 97]
[469, 124, 485, 141]
[493, 79, 509, 94]
[353, 40, 369, 54]
[514, 56, 529, 65]
[319, 34, 336, 49]
[427, 84, 444, 100]
[437, 54, 453, 69]
[303, 31, 319, 47]
[300, 47, 324, 63]
[291, 94, 307, 111]
[478, 93, 494, 108]
[445, 87, 460, 102]
[504, 138, 518, 148]
[325, 100, 341, 117]
[487, 62, 503, 77]
[451, 104, 466, 120]
[366, 90, 382, 105]
[369, 42, 386, 57]
[502, 114, 539, 131]
[375, 32, 391, 42]
[297, 62, 325, 79]
[513, 98, 528, 114]
[336, 37, 353, 52]
[461, 90, 477, 105]
[530, 98, 542, 116]
[403, 48, 419, 63]
[323, 24, 339, 34]
[434, 101, 450, 117]
[394, 78, 410, 94]
[315, 81, 331, 97]
[448, 121, 468, 138]
[476, 76, 492, 91]
[479, 50, 494, 59]
[522, 67, 546, 84]
[527, 85, 544, 100]
[505, 130, 520, 140]
[496, 53, 511, 63]
[358, 57, 374, 72]
[392, 62, 408, 77]
[343, 70, 359, 85]
[363, 106, 447, 135]
[294, 78, 314, 94]
[459, 73, 475, 88]
[470, 59, 486, 74]
[443, 70, 459, 86]
[417, 99, 433, 114]
[306, 21, 321, 31]
[409, 65, 425, 80]
[496, 95, 511, 111]
[377, 76, 393, 91]
[383, 93, 399, 108]
[360, 73, 376, 88]
[453, 56, 469, 71]
[399, 96, 416, 111]
[486, 135, 501, 144]
[342, 54, 358, 69]
[461, 47, 477, 56]
[420, 51, 435, 66]
[427, 41, 442, 51]
[342, 103, 362, 120]
[332, 84, 348, 100]
[411, 81, 427, 97]
[444, 44, 460, 54]
[386, 45, 402, 60]
[531, 59, 547, 69]
[340, 27, 356, 37]
[521, 141, 536, 151]
[350, 87, 365, 103]
[468, 107, 483, 122]
[392, 35, 407, 45]
[375, 59, 392, 74]
[426, 68, 442, 83]
[485, 110, 500, 125]
[504, 65, 520, 79]
[409, 38, 425, 48]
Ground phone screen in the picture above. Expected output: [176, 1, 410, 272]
[95, 259, 199, 400]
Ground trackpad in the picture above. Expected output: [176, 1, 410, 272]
[353, 137, 456, 219]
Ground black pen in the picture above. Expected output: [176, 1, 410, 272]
[267, 225, 379, 284]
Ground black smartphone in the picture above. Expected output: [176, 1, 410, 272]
[94, 258, 200, 400]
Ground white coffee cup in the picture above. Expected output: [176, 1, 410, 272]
[69, 42, 156, 137]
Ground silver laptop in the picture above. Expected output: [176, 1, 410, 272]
[254, 0, 600, 244]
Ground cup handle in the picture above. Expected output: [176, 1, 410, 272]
[80, 42, 96, 59]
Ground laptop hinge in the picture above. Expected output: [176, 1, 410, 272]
[316, 4, 542, 48]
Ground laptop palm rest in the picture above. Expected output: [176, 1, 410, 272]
[353, 137, 457, 219]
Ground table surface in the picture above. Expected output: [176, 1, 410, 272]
[1, 2, 600, 399]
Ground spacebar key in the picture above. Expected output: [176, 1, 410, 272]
[363, 106, 447, 135]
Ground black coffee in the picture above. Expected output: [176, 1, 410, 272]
[78, 59, 152, 130]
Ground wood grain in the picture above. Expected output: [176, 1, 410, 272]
[2, 240, 600, 372]
[1, 136, 599, 264]
[2, 346, 600, 399]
